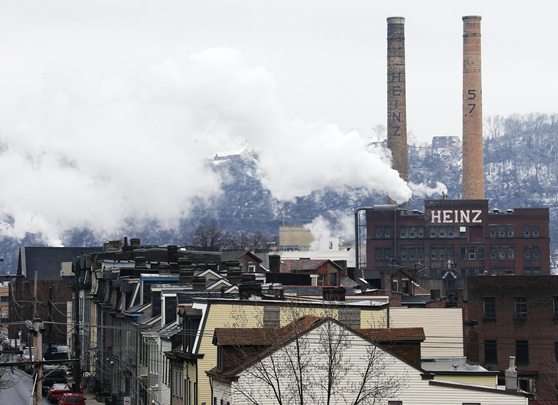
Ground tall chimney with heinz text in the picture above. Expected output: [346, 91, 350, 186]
[387, 17, 408, 182]
[462, 16, 485, 199]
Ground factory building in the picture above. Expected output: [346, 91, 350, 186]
[357, 16, 551, 301]
[355, 200, 550, 299]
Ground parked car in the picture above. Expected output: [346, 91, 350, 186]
[58, 392, 85, 405]
[47, 383, 71, 403]
[42, 366, 68, 394]
[44, 345, 69, 361]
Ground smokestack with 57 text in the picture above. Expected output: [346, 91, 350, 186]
[387, 17, 408, 184]
[462, 16, 485, 199]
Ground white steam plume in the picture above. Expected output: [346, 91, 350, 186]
[409, 181, 448, 198]
[0, 48, 411, 243]
[304, 211, 355, 251]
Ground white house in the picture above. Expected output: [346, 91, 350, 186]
[207, 317, 529, 405]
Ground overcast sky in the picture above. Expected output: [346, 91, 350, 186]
[3, 0, 557, 143]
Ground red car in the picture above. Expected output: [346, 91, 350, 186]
[58, 393, 86, 405]
[46, 383, 71, 403]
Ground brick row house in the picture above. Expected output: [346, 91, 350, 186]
[464, 275, 558, 401]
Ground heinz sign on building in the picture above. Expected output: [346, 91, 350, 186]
[425, 200, 487, 225]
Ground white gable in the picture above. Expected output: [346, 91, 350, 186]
[212, 320, 527, 405]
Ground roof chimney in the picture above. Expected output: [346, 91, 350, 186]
[505, 356, 518, 391]
[239, 282, 262, 300]
[387, 17, 408, 182]
[462, 16, 485, 199]
[322, 286, 346, 301]
[269, 254, 281, 273]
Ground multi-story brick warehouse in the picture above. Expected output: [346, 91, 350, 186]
[464, 275, 558, 401]
[355, 199, 550, 296]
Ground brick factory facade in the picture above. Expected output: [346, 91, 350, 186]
[355, 199, 550, 298]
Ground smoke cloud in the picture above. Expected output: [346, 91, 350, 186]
[409, 181, 448, 198]
[0, 48, 410, 244]
[304, 211, 355, 251]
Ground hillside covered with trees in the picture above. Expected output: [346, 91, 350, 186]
[0, 114, 556, 272]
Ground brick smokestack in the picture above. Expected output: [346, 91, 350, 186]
[387, 17, 408, 182]
[462, 16, 485, 199]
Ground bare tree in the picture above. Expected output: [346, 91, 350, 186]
[191, 219, 224, 248]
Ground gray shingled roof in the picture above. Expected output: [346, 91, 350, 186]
[17, 246, 101, 280]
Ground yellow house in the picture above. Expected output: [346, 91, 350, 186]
[392, 308, 498, 388]
[166, 296, 389, 405]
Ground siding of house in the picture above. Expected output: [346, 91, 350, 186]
[390, 308, 464, 357]
[160, 339, 172, 405]
[361, 306, 388, 328]
[196, 304, 264, 405]
[214, 323, 527, 405]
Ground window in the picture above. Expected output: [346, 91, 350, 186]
[375, 226, 393, 239]
[514, 297, 528, 320]
[518, 376, 536, 393]
[523, 224, 540, 238]
[375, 247, 393, 262]
[516, 340, 529, 366]
[388, 402, 403, 405]
[524, 246, 541, 261]
[400, 227, 408, 239]
[555, 342, 558, 363]
[490, 246, 515, 261]
[461, 246, 484, 261]
[429, 226, 459, 239]
[247, 264, 256, 272]
[489, 224, 514, 239]
[483, 297, 496, 320]
[430, 247, 453, 263]
[399, 247, 424, 263]
[554, 296, 558, 318]
[484, 340, 497, 364]
[506, 247, 515, 259]
[399, 225, 423, 239]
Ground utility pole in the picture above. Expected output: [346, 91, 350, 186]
[32, 271, 44, 405]
[72, 260, 81, 392]
[32, 318, 44, 405]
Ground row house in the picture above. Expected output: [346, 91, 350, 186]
[75, 240, 241, 404]
[10, 246, 99, 346]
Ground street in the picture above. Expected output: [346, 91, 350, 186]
[0, 368, 49, 405]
